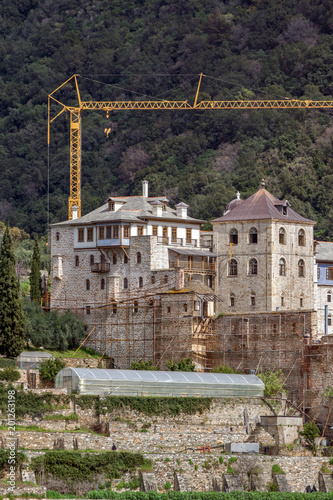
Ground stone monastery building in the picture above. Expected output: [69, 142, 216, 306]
[50, 179, 329, 369]
[212, 180, 316, 314]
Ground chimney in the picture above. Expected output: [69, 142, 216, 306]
[175, 267, 185, 291]
[142, 180, 148, 198]
[175, 202, 189, 219]
[150, 200, 163, 217]
[72, 205, 79, 220]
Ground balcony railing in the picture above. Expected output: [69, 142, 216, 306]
[171, 262, 216, 272]
[157, 236, 168, 245]
[91, 262, 110, 273]
[200, 239, 213, 248]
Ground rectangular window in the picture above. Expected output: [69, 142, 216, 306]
[106, 226, 112, 239]
[123, 226, 129, 238]
[99, 226, 105, 240]
[327, 268, 333, 280]
[171, 227, 177, 242]
[186, 228, 192, 243]
[78, 228, 84, 242]
[113, 225, 119, 239]
[152, 226, 158, 236]
[137, 226, 143, 236]
[87, 228, 94, 242]
[162, 226, 168, 238]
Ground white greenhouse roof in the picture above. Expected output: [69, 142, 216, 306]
[60, 368, 264, 386]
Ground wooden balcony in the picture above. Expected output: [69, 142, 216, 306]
[91, 262, 110, 273]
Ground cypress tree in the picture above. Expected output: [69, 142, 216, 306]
[0, 226, 26, 357]
[30, 236, 42, 301]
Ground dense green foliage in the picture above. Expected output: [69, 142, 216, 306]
[23, 301, 86, 350]
[0, 450, 26, 475]
[76, 395, 211, 416]
[211, 364, 239, 374]
[0, 367, 21, 382]
[131, 360, 159, 370]
[166, 358, 196, 372]
[299, 422, 320, 454]
[0, 226, 26, 357]
[272, 464, 285, 475]
[39, 358, 66, 381]
[2, 1, 333, 237]
[257, 369, 286, 397]
[30, 235, 42, 301]
[32, 451, 146, 488]
[0, 382, 67, 417]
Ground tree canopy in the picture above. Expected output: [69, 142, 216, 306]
[0, 226, 26, 357]
[1, 1, 333, 237]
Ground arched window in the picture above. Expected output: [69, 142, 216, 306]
[328, 292, 332, 303]
[229, 228, 238, 245]
[183, 303, 188, 313]
[229, 259, 238, 276]
[149, 300, 154, 307]
[90, 255, 94, 266]
[113, 304, 117, 314]
[230, 293, 235, 307]
[298, 229, 305, 246]
[249, 227, 258, 244]
[86, 306, 90, 315]
[298, 259, 305, 277]
[250, 292, 256, 306]
[124, 278, 128, 289]
[249, 258, 258, 275]
[101, 279, 105, 290]
[279, 227, 285, 244]
[281, 294, 285, 306]
[164, 275, 168, 284]
[113, 254, 117, 265]
[329, 314, 332, 327]
[101, 254, 106, 263]
[279, 258, 286, 276]
[300, 294, 304, 307]
[137, 252, 141, 264]
[134, 301, 138, 313]
[124, 254, 128, 264]
[75, 255, 79, 267]
[86, 279, 90, 291]
[56, 232, 60, 241]
[139, 277, 143, 288]
[151, 275, 156, 284]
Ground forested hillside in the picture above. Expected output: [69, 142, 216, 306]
[1, 0, 333, 237]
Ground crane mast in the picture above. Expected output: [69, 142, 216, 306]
[48, 74, 333, 220]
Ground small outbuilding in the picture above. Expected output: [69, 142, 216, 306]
[16, 351, 53, 369]
[55, 368, 264, 397]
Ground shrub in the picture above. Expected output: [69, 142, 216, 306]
[228, 457, 237, 464]
[194, 465, 198, 471]
[299, 422, 320, 455]
[226, 466, 234, 474]
[272, 464, 285, 475]
[268, 481, 279, 492]
[0, 367, 20, 382]
[257, 369, 286, 397]
[131, 360, 159, 370]
[212, 364, 239, 374]
[164, 481, 171, 490]
[219, 456, 223, 464]
[329, 458, 333, 465]
[166, 358, 196, 372]
[39, 358, 66, 381]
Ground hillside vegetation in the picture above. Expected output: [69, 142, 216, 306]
[1, 0, 333, 237]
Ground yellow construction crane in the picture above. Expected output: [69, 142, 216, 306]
[48, 73, 333, 220]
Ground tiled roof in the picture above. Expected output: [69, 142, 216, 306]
[315, 241, 333, 262]
[212, 188, 315, 224]
[52, 196, 204, 226]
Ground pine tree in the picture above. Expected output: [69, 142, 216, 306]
[30, 236, 42, 301]
[0, 226, 26, 357]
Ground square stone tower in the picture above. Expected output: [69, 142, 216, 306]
[212, 181, 316, 314]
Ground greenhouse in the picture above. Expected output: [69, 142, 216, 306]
[55, 368, 265, 397]
[16, 351, 53, 369]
